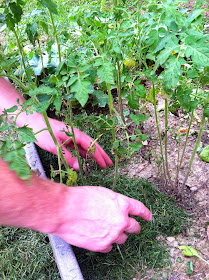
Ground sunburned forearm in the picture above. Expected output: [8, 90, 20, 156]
[0, 158, 66, 234]
[0, 77, 25, 114]
[0, 77, 45, 132]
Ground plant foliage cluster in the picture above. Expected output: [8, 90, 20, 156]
[0, 0, 209, 189]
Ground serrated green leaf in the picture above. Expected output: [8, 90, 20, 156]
[53, 93, 62, 111]
[9, 2, 23, 24]
[93, 58, 103, 67]
[135, 84, 146, 99]
[185, 40, 209, 67]
[67, 75, 78, 87]
[31, 102, 50, 113]
[6, 105, 18, 113]
[130, 142, 143, 151]
[39, 0, 58, 15]
[9, 154, 31, 180]
[70, 79, 91, 107]
[130, 113, 149, 125]
[92, 90, 109, 107]
[161, 56, 185, 88]
[126, 92, 139, 110]
[0, 123, 10, 132]
[154, 37, 179, 71]
[29, 86, 57, 97]
[97, 61, 115, 84]
[17, 126, 37, 143]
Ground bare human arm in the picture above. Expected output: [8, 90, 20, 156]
[0, 77, 113, 170]
[0, 158, 152, 252]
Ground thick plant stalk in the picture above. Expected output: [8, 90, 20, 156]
[116, 60, 125, 124]
[100, 0, 105, 11]
[66, 96, 85, 185]
[152, 83, 166, 179]
[49, 11, 62, 63]
[42, 111, 69, 173]
[13, 28, 31, 83]
[182, 112, 206, 189]
[175, 110, 194, 186]
[164, 98, 173, 187]
[107, 83, 118, 191]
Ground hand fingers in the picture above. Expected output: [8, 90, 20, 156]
[61, 130, 113, 168]
[99, 245, 113, 253]
[114, 233, 128, 244]
[125, 217, 141, 234]
[126, 197, 152, 221]
[62, 146, 79, 170]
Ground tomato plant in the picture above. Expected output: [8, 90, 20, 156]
[0, 0, 209, 191]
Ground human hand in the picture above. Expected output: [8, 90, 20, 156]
[31, 116, 113, 170]
[54, 186, 152, 253]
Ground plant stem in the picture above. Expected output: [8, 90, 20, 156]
[152, 83, 166, 179]
[42, 111, 69, 172]
[164, 98, 173, 186]
[175, 110, 194, 186]
[66, 94, 84, 185]
[49, 11, 61, 63]
[13, 28, 31, 83]
[69, 120, 85, 185]
[197, 255, 209, 266]
[116, 60, 125, 124]
[101, 0, 105, 11]
[182, 112, 206, 188]
[1, 71, 29, 91]
[107, 83, 118, 190]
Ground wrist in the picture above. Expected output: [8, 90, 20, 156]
[0, 158, 67, 234]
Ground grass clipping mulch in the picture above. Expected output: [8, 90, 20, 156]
[75, 174, 190, 280]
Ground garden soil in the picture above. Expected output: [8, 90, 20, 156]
[120, 95, 209, 280]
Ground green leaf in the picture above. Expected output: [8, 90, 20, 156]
[97, 61, 115, 84]
[5, 105, 18, 113]
[130, 113, 149, 125]
[31, 102, 50, 113]
[130, 142, 143, 151]
[3, 141, 31, 180]
[70, 79, 91, 107]
[40, 21, 49, 34]
[187, 261, 193, 275]
[200, 145, 209, 163]
[67, 76, 78, 87]
[185, 39, 209, 67]
[154, 37, 179, 71]
[53, 93, 62, 112]
[9, 2, 23, 24]
[26, 22, 38, 44]
[0, 123, 10, 132]
[92, 90, 109, 107]
[126, 92, 139, 110]
[39, 0, 58, 15]
[29, 86, 57, 97]
[161, 56, 185, 88]
[179, 246, 199, 257]
[135, 84, 146, 99]
[17, 126, 37, 143]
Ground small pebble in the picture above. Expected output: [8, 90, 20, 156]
[167, 237, 175, 242]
